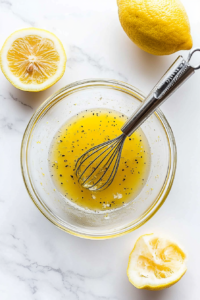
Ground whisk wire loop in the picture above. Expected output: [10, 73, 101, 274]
[75, 134, 126, 190]
[92, 138, 126, 190]
[87, 137, 125, 190]
[76, 135, 122, 181]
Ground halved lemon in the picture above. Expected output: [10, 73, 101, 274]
[127, 233, 187, 290]
[0, 28, 67, 92]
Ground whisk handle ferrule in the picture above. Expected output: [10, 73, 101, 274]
[121, 49, 200, 137]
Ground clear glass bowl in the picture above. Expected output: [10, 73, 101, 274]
[21, 79, 177, 239]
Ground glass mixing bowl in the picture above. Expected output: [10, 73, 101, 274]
[21, 79, 176, 239]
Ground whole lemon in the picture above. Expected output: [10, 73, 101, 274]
[117, 0, 193, 55]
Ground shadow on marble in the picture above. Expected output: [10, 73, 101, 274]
[127, 43, 175, 82]
[7, 84, 56, 111]
[127, 287, 172, 300]
[111, 27, 176, 88]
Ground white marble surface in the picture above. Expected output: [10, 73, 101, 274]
[0, 0, 200, 299]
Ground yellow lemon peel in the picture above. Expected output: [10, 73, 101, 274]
[117, 0, 192, 55]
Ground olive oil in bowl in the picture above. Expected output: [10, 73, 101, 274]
[49, 109, 151, 212]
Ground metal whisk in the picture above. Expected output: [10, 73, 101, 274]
[75, 49, 200, 191]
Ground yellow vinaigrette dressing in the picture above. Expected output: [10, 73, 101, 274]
[49, 109, 151, 212]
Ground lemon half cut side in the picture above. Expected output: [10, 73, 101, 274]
[0, 28, 67, 92]
[127, 233, 187, 290]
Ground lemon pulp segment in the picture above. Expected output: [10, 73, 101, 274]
[7, 35, 60, 84]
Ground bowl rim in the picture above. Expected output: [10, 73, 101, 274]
[21, 78, 177, 239]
